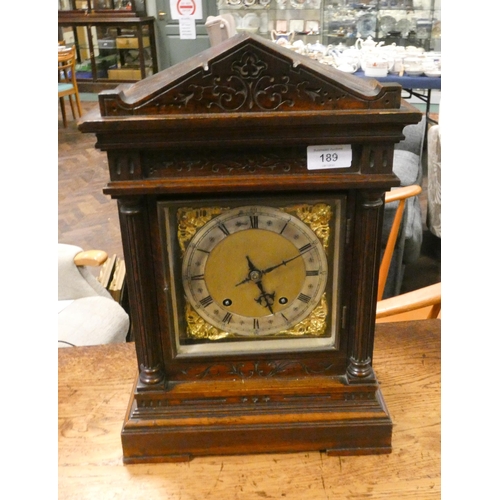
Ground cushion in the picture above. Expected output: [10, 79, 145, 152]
[393, 150, 421, 186]
[394, 120, 425, 156]
[58, 83, 74, 93]
[58, 296, 129, 347]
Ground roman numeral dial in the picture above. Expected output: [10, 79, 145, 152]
[181, 205, 329, 337]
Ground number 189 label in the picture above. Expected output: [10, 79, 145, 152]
[307, 145, 352, 170]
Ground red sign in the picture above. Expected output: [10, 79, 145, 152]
[176, 0, 196, 16]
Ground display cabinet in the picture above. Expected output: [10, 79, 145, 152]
[58, 0, 147, 16]
[216, 0, 440, 50]
[58, 2, 157, 92]
[322, 0, 440, 50]
[216, 0, 324, 44]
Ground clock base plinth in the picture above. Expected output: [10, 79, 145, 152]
[121, 375, 392, 463]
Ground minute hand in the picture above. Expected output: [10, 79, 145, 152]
[261, 246, 312, 275]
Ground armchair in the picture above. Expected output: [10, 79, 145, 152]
[58, 244, 129, 347]
[426, 123, 441, 239]
[381, 116, 426, 298]
[376, 282, 441, 323]
[205, 14, 237, 47]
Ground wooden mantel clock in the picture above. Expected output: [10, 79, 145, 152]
[79, 33, 422, 463]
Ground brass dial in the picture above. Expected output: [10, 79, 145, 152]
[181, 206, 328, 337]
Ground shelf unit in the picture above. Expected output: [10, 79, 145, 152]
[217, 0, 324, 44]
[58, 0, 147, 16]
[216, 0, 440, 51]
[58, 1, 157, 92]
[323, 0, 440, 50]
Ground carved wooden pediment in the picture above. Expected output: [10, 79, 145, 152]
[98, 33, 402, 117]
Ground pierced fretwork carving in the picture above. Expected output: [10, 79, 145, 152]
[99, 36, 401, 116]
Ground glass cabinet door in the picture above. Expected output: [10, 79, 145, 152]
[215, 0, 438, 50]
[59, 22, 154, 83]
[217, 0, 324, 44]
[59, 0, 146, 15]
[322, 0, 439, 50]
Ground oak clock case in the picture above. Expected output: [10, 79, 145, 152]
[79, 33, 423, 462]
[159, 195, 345, 357]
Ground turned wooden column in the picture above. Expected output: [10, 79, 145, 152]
[118, 196, 165, 387]
[347, 189, 385, 383]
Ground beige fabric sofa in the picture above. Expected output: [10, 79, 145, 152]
[58, 244, 129, 347]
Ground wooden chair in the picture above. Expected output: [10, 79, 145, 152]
[378, 184, 422, 301]
[58, 45, 82, 127]
[376, 282, 441, 323]
[205, 14, 237, 46]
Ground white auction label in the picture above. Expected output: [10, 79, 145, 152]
[307, 145, 352, 170]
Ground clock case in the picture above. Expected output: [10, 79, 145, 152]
[79, 33, 422, 463]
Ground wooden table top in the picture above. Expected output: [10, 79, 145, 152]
[58, 319, 441, 499]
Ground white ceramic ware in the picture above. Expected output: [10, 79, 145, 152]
[365, 66, 388, 77]
[271, 30, 295, 44]
[405, 69, 424, 76]
[307, 40, 327, 55]
[242, 13, 260, 29]
[355, 35, 384, 52]
[403, 56, 424, 76]
[389, 56, 404, 75]
[336, 62, 358, 73]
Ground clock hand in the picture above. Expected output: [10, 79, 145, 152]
[254, 279, 275, 315]
[260, 253, 302, 275]
[234, 256, 275, 313]
[236, 245, 312, 287]
[245, 255, 259, 273]
[235, 255, 263, 287]
[261, 244, 313, 275]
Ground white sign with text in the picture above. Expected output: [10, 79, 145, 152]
[307, 145, 352, 170]
[179, 17, 196, 39]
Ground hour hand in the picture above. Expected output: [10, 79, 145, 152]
[245, 255, 259, 273]
[235, 256, 263, 287]
[255, 280, 275, 314]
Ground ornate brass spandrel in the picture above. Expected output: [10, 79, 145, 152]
[177, 203, 332, 253]
[185, 302, 230, 341]
[185, 293, 327, 340]
[283, 294, 328, 337]
[283, 203, 332, 251]
[177, 206, 227, 254]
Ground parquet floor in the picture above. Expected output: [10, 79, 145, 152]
[58, 101, 123, 258]
[58, 100, 440, 293]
